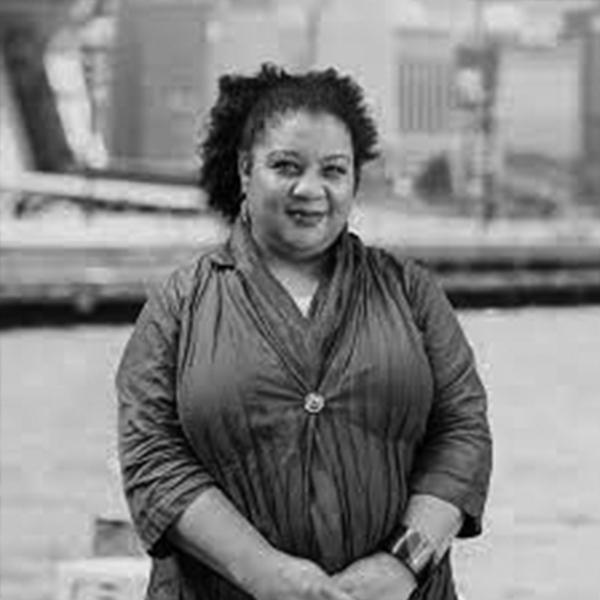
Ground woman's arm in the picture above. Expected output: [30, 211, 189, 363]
[404, 260, 492, 539]
[117, 267, 215, 556]
[169, 487, 353, 600]
[117, 268, 352, 600]
[333, 495, 462, 600]
[335, 261, 491, 600]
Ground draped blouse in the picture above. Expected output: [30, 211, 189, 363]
[116, 218, 492, 600]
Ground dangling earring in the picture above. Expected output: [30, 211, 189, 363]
[239, 192, 250, 224]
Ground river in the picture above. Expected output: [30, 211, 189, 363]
[1, 307, 599, 600]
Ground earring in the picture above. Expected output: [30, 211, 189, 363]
[239, 193, 250, 223]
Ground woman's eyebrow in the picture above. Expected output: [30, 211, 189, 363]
[322, 154, 352, 163]
[264, 150, 351, 163]
[266, 150, 300, 160]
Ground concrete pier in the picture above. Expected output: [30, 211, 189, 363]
[2, 205, 599, 308]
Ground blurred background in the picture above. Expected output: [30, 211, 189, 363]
[1, 1, 599, 600]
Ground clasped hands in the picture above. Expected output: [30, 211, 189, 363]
[253, 551, 417, 600]
[332, 552, 417, 600]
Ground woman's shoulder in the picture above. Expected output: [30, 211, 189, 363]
[359, 239, 433, 289]
[357, 238, 447, 315]
[358, 241, 457, 338]
[150, 242, 231, 311]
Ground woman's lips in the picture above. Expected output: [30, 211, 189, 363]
[286, 209, 326, 226]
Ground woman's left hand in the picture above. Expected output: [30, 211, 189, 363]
[332, 552, 417, 600]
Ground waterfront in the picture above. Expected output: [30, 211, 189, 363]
[1, 307, 599, 600]
[2, 209, 600, 307]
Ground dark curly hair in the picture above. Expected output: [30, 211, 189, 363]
[198, 63, 379, 222]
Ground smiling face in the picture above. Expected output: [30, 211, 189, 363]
[239, 110, 356, 263]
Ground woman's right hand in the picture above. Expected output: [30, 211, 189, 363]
[247, 552, 354, 600]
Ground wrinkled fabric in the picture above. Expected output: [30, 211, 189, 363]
[116, 218, 492, 600]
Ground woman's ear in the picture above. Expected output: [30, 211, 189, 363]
[238, 152, 251, 196]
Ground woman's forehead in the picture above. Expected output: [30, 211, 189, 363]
[255, 110, 353, 157]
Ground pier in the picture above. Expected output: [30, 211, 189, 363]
[2, 201, 599, 310]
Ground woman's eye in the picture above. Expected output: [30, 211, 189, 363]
[323, 165, 348, 178]
[273, 161, 301, 176]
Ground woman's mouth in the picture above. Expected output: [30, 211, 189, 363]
[286, 209, 326, 226]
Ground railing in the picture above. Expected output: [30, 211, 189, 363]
[1, 171, 206, 214]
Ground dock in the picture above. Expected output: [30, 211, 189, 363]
[2, 203, 599, 310]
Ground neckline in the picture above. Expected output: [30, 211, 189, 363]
[224, 215, 365, 390]
[293, 294, 314, 318]
[229, 215, 346, 328]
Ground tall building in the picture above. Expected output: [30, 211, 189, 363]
[565, 4, 600, 203]
[108, 0, 213, 174]
[496, 41, 582, 162]
[391, 29, 457, 183]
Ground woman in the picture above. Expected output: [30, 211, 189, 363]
[117, 64, 492, 600]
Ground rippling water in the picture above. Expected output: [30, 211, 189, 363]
[1, 307, 599, 600]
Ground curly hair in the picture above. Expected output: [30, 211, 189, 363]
[198, 63, 379, 222]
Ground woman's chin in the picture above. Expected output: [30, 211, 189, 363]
[283, 232, 337, 260]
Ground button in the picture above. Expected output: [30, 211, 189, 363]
[304, 392, 325, 414]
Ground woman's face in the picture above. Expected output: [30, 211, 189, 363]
[240, 110, 356, 262]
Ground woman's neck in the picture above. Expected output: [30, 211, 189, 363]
[265, 251, 327, 279]
[252, 236, 332, 301]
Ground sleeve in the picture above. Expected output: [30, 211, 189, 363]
[116, 269, 216, 557]
[404, 260, 492, 538]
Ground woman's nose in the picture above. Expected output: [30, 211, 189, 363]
[292, 172, 326, 199]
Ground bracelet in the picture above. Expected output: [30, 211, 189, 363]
[386, 525, 437, 586]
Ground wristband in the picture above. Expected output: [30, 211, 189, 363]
[386, 525, 437, 586]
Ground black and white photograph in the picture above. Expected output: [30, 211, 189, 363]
[1, 1, 599, 600]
